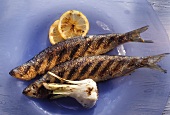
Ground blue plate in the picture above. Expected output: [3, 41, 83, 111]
[1, 0, 170, 115]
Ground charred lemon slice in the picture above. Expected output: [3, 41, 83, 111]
[49, 20, 64, 45]
[58, 10, 89, 39]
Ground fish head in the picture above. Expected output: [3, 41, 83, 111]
[9, 64, 33, 80]
[22, 81, 51, 98]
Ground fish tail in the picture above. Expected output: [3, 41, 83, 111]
[126, 25, 153, 43]
[143, 53, 170, 73]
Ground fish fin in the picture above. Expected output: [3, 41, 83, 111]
[147, 64, 167, 73]
[144, 53, 170, 73]
[127, 25, 153, 43]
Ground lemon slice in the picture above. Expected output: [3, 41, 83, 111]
[49, 20, 64, 45]
[58, 10, 89, 39]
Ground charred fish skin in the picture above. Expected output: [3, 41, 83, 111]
[9, 26, 153, 80]
[23, 53, 169, 98]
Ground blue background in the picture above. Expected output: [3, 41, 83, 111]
[0, 0, 170, 115]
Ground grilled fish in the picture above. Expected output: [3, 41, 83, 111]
[23, 53, 169, 98]
[9, 26, 153, 80]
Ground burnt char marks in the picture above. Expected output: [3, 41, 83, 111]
[23, 65, 31, 75]
[35, 58, 44, 72]
[77, 62, 92, 80]
[110, 60, 126, 76]
[95, 37, 105, 49]
[89, 61, 104, 76]
[81, 40, 93, 56]
[100, 60, 115, 75]
[47, 53, 55, 64]
[103, 36, 115, 48]
[66, 66, 79, 80]
[45, 53, 55, 71]
[57, 48, 67, 62]
[69, 44, 80, 59]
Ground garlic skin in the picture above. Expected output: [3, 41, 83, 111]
[43, 72, 98, 108]
[69, 79, 98, 108]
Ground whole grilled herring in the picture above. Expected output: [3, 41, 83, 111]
[23, 53, 169, 98]
[9, 26, 153, 80]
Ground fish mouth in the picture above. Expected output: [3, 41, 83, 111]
[9, 68, 23, 80]
[9, 68, 21, 79]
[9, 69, 15, 76]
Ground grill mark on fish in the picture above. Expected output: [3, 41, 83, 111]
[47, 53, 55, 66]
[71, 43, 85, 58]
[80, 61, 99, 80]
[95, 59, 110, 78]
[103, 36, 115, 48]
[84, 40, 96, 56]
[47, 56, 58, 71]
[61, 67, 72, 80]
[70, 61, 87, 80]
[69, 44, 80, 59]
[76, 62, 92, 80]
[38, 58, 48, 74]
[44, 54, 54, 71]
[47, 53, 54, 64]
[35, 59, 44, 72]
[57, 48, 67, 63]
[70, 61, 88, 80]
[119, 61, 129, 72]
[100, 60, 115, 76]
[111, 60, 126, 76]
[81, 40, 93, 56]
[95, 37, 105, 49]
[23, 65, 31, 75]
[27, 66, 36, 78]
[89, 61, 104, 76]
[116, 59, 136, 76]
[66, 66, 79, 80]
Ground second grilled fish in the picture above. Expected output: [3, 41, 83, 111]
[9, 26, 152, 80]
[23, 53, 168, 98]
